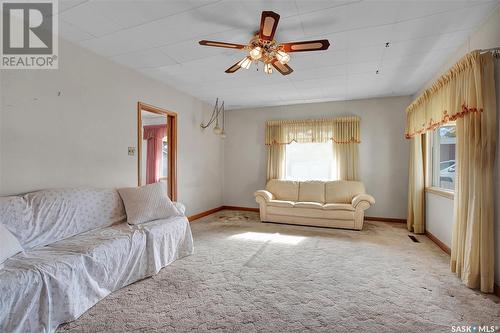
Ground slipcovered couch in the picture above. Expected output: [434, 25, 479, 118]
[0, 188, 193, 333]
[255, 180, 375, 230]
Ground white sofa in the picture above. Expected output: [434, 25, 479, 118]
[255, 180, 375, 230]
[0, 188, 194, 333]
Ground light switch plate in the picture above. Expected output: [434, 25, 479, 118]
[128, 147, 135, 156]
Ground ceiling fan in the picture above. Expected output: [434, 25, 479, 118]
[199, 11, 330, 76]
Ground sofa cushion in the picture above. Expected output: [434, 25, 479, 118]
[298, 181, 325, 203]
[0, 188, 126, 250]
[118, 182, 180, 225]
[268, 200, 295, 208]
[323, 203, 355, 211]
[267, 206, 355, 220]
[294, 202, 323, 209]
[325, 181, 365, 204]
[266, 180, 299, 201]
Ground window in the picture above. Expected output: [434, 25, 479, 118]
[431, 123, 456, 191]
[285, 142, 335, 181]
[160, 137, 168, 181]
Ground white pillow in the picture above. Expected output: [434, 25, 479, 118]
[118, 182, 180, 225]
[0, 224, 23, 264]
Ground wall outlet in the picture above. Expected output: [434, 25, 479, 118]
[128, 147, 135, 156]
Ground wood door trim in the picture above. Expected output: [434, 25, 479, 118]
[137, 102, 177, 201]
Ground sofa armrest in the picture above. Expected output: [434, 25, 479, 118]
[254, 190, 274, 202]
[352, 194, 375, 210]
[173, 202, 186, 216]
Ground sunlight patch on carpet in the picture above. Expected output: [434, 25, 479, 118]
[228, 232, 305, 245]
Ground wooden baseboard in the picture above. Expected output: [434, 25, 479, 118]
[187, 206, 224, 222]
[424, 231, 500, 296]
[425, 231, 451, 255]
[222, 205, 260, 212]
[365, 216, 406, 223]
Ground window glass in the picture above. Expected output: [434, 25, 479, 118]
[161, 137, 168, 180]
[285, 142, 334, 181]
[432, 124, 456, 190]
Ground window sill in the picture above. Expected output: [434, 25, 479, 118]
[425, 187, 454, 200]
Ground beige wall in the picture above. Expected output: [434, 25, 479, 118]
[223, 96, 412, 219]
[420, 5, 500, 285]
[0, 38, 224, 216]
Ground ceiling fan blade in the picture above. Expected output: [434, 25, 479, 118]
[259, 11, 280, 41]
[199, 40, 245, 49]
[225, 61, 242, 74]
[271, 60, 293, 75]
[280, 39, 330, 52]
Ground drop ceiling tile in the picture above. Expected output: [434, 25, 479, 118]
[58, 19, 94, 42]
[161, 29, 252, 64]
[345, 25, 394, 49]
[391, 2, 497, 42]
[59, 0, 87, 14]
[239, 0, 299, 20]
[294, 1, 355, 15]
[392, 0, 486, 22]
[347, 45, 384, 64]
[60, 2, 123, 37]
[291, 49, 348, 70]
[298, 1, 399, 37]
[289, 64, 347, 81]
[90, 1, 218, 30]
[111, 48, 177, 69]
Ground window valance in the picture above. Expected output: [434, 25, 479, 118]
[265, 116, 360, 145]
[405, 50, 487, 138]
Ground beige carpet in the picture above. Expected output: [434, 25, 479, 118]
[58, 210, 500, 332]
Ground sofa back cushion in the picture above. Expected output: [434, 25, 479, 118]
[325, 181, 365, 203]
[0, 188, 126, 250]
[298, 181, 325, 203]
[265, 180, 299, 201]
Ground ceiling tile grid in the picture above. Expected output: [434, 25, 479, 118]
[57, 0, 500, 109]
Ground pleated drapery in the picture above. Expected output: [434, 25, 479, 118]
[405, 50, 488, 139]
[265, 116, 360, 145]
[450, 53, 496, 293]
[143, 125, 167, 184]
[265, 117, 360, 181]
[407, 134, 425, 234]
[404, 50, 497, 293]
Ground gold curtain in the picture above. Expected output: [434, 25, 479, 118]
[266, 145, 286, 181]
[265, 117, 360, 181]
[450, 53, 496, 293]
[265, 116, 360, 145]
[405, 50, 496, 292]
[407, 134, 425, 234]
[405, 50, 486, 138]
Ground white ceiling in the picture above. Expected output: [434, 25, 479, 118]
[57, 0, 499, 109]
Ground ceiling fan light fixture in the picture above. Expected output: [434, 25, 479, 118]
[213, 125, 222, 135]
[249, 46, 262, 60]
[264, 63, 273, 74]
[238, 56, 252, 69]
[276, 50, 290, 64]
